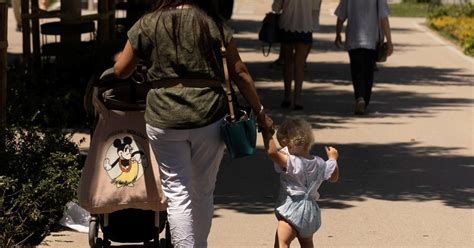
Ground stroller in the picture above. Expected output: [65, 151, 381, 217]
[79, 66, 171, 248]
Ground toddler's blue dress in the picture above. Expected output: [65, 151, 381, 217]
[275, 156, 327, 238]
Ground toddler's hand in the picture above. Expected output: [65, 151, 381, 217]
[257, 114, 274, 133]
[325, 146, 338, 160]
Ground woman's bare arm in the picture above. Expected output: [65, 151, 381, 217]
[225, 39, 273, 130]
[114, 40, 140, 79]
[380, 17, 393, 56]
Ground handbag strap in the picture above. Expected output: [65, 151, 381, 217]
[220, 41, 236, 122]
[376, 0, 383, 43]
[262, 44, 272, 57]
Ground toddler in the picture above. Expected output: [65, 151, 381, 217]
[262, 118, 339, 248]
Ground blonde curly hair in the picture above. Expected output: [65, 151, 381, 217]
[276, 118, 314, 151]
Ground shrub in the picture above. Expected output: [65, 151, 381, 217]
[428, 3, 474, 56]
[430, 16, 474, 40]
[429, 2, 474, 18]
[462, 35, 474, 56]
[0, 126, 84, 247]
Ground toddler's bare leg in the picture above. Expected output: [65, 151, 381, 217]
[298, 236, 314, 248]
[274, 219, 296, 248]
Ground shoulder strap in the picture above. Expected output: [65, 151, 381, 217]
[262, 44, 272, 57]
[376, 0, 383, 42]
[303, 159, 326, 198]
[220, 41, 236, 122]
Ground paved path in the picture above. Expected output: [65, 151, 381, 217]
[5, 0, 471, 247]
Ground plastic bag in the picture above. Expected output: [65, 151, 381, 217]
[59, 201, 91, 233]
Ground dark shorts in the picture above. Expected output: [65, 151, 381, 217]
[280, 29, 313, 45]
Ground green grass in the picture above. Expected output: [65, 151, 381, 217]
[389, 3, 430, 17]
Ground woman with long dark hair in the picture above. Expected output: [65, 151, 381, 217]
[113, 0, 272, 247]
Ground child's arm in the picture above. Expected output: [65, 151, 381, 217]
[325, 146, 339, 183]
[262, 129, 288, 171]
[328, 164, 339, 183]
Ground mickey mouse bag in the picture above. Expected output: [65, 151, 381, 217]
[78, 95, 167, 214]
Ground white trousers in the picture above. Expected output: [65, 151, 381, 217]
[146, 120, 225, 248]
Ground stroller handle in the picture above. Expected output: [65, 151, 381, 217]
[98, 64, 148, 86]
[99, 67, 117, 83]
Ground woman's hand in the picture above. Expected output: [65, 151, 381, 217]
[335, 33, 343, 49]
[386, 41, 394, 57]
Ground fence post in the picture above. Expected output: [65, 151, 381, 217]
[0, 0, 8, 148]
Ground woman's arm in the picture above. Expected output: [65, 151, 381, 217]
[380, 17, 393, 57]
[226, 39, 273, 130]
[262, 129, 288, 170]
[334, 18, 344, 48]
[114, 40, 140, 79]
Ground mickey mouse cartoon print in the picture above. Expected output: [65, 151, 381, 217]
[103, 136, 147, 188]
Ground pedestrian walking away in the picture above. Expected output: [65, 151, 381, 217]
[334, 0, 394, 115]
[272, 0, 322, 111]
[113, 0, 273, 247]
[261, 118, 339, 248]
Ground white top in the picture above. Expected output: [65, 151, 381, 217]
[334, 0, 390, 50]
[272, 0, 322, 33]
[274, 147, 337, 200]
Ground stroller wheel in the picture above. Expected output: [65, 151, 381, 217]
[89, 216, 99, 247]
[95, 238, 103, 248]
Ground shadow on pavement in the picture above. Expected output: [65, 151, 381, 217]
[254, 85, 473, 129]
[247, 61, 474, 86]
[215, 142, 473, 215]
[321, 142, 473, 209]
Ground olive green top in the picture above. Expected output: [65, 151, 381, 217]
[127, 8, 234, 129]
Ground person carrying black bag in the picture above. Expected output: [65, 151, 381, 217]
[272, 0, 322, 111]
[334, 0, 393, 115]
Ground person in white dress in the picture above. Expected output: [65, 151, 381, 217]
[262, 118, 339, 248]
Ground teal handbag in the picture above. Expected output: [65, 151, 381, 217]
[219, 42, 257, 159]
[221, 109, 257, 159]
